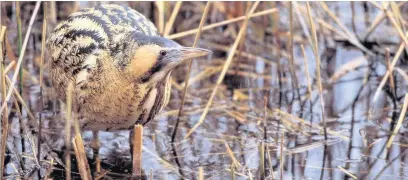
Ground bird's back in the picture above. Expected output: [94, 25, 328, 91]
[47, 4, 159, 98]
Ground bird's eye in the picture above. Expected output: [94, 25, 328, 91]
[160, 50, 167, 56]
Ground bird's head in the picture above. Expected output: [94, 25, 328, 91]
[126, 33, 211, 84]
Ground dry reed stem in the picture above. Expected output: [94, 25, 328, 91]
[0, 25, 8, 180]
[223, 109, 247, 123]
[198, 167, 204, 180]
[395, 68, 408, 83]
[164, 1, 182, 36]
[363, 8, 387, 40]
[72, 135, 92, 180]
[289, 139, 340, 154]
[5, 76, 36, 123]
[175, 1, 211, 133]
[293, 2, 313, 50]
[155, 1, 165, 34]
[274, 109, 350, 141]
[204, 41, 278, 65]
[65, 82, 74, 180]
[386, 94, 408, 148]
[368, 1, 384, 10]
[4, 61, 15, 74]
[329, 56, 367, 83]
[184, 2, 260, 139]
[231, 163, 236, 180]
[69, 81, 91, 180]
[259, 142, 265, 179]
[319, 2, 375, 56]
[132, 125, 143, 177]
[390, 2, 406, 32]
[372, 39, 406, 104]
[0, 1, 41, 114]
[306, 2, 328, 140]
[166, 8, 277, 39]
[337, 166, 357, 179]
[224, 142, 242, 168]
[300, 45, 312, 99]
[94, 169, 110, 180]
[382, 4, 408, 47]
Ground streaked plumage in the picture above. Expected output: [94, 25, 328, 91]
[47, 4, 209, 131]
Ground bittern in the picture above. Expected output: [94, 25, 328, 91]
[46, 4, 210, 173]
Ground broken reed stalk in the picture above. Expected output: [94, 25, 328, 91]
[184, 1, 260, 139]
[67, 81, 92, 180]
[132, 125, 144, 177]
[386, 94, 408, 148]
[65, 82, 73, 180]
[0, 26, 8, 180]
[259, 142, 265, 179]
[166, 7, 277, 39]
[306, 2, 328, 140]
[163, 1, 182, 36]
[0, 1, 41, 116]
[72, 135, 92, 180]
[371, 39, 406, 107]
[198, 166, 204, 180]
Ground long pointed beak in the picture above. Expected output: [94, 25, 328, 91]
[179, 47, 212, 61]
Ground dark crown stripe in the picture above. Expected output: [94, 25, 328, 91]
[63, 29, 105, 44]
[69, 13, 113, 39]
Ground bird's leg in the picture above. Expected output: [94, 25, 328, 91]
[91, 130, 101, 176]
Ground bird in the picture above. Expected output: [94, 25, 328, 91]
[46, 3, 210, 174]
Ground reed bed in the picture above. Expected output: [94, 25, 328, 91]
[0, 1, 408, 179]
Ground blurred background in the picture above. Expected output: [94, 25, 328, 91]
[1, 1, 408, 179]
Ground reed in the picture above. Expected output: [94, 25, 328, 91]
[0, 25, 8, 180]
[184, 1, 260, 139]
